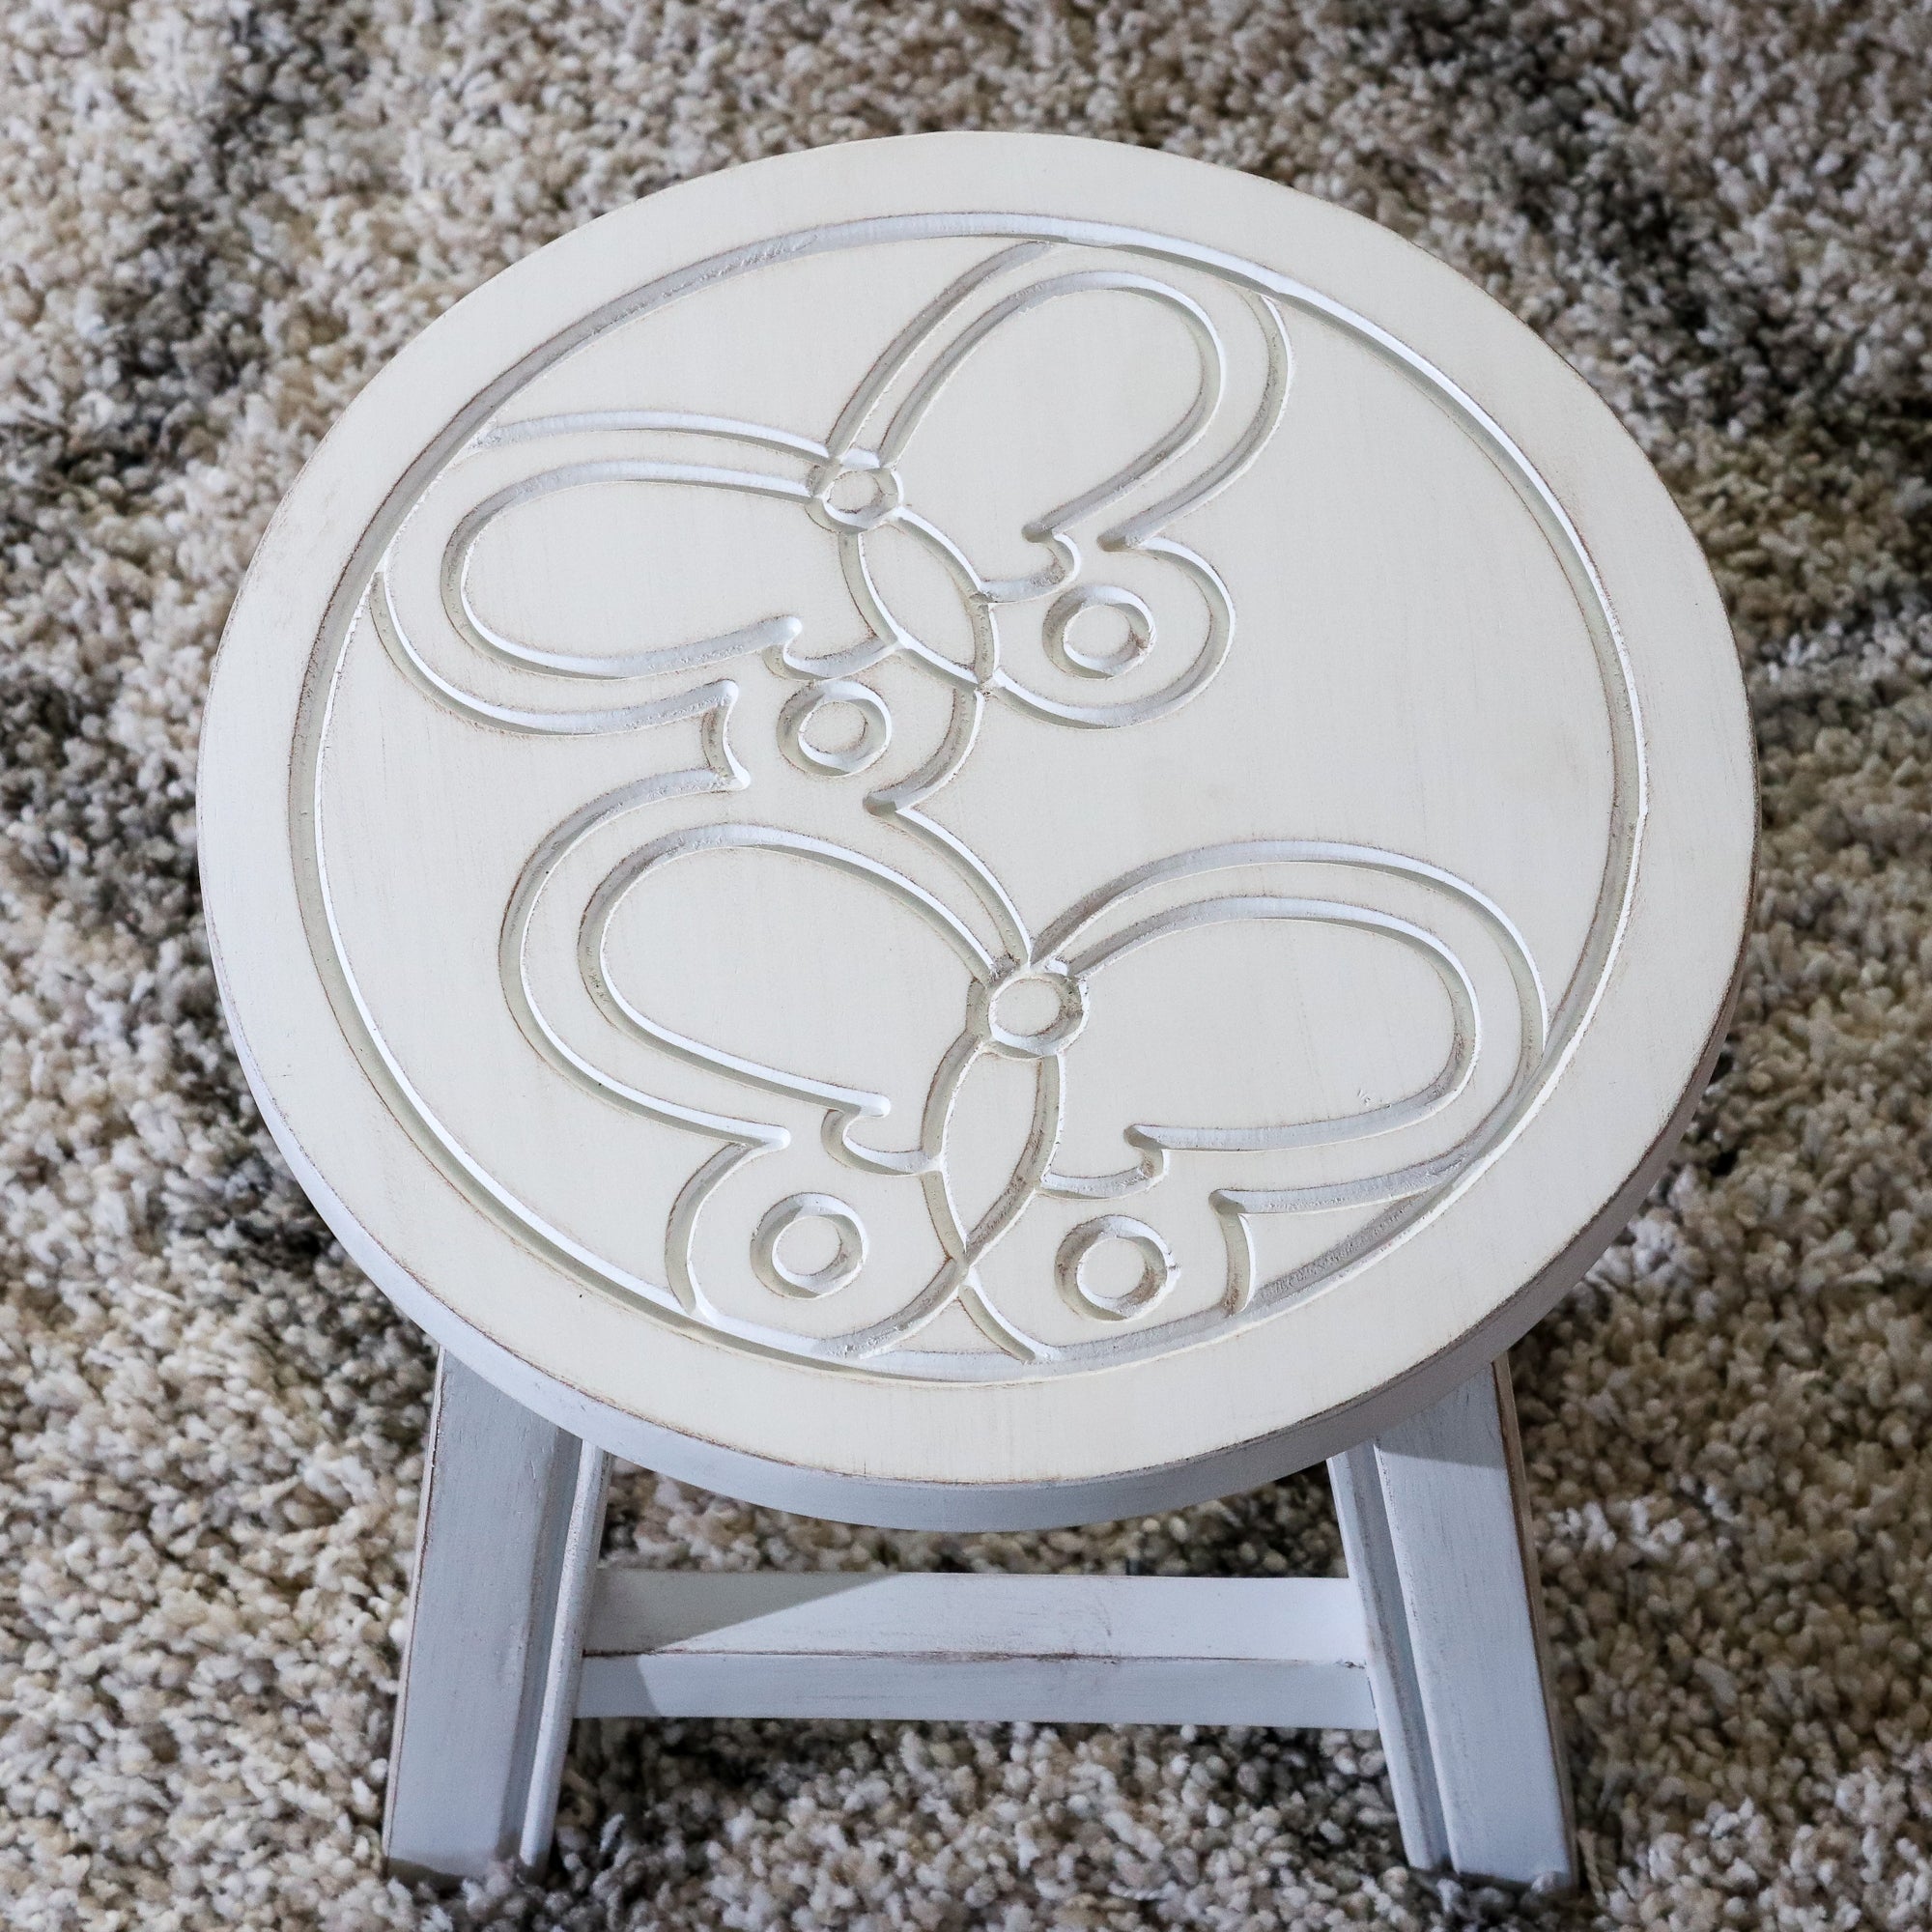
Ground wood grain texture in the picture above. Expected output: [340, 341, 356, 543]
[199, 132, 1756, 1526]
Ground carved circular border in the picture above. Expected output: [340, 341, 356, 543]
[287, 211, 1645, 1382]
[201, 134, 1753, 1521]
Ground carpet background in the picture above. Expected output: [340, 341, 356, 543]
[3, 2, 1930, 1926]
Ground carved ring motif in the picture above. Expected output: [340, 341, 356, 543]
[779, 679, 893, 778]
[297, 215, 1641, 1382]
[1056, 1216, 1176, 1321]
[1042, 585, 1155, 679]
[753, 1194, 868, 1298]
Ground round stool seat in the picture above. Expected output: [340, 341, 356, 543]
[199, 133, 1753, 1528]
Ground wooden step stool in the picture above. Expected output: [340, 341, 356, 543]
[197, 132, 1755, 1889]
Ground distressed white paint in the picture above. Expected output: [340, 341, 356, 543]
[199, 132, 1754, 1525]
[1361, 1360, 1574, 1885]
[577, 1571, 1376, 1727]
[517, 1435, 611, 1871]
[384, 1354, 604, 1882]
[390, 1350, 1571, 1885]
[196, 132, 1753, 1893]
[1328, 1437, 1451, 1869]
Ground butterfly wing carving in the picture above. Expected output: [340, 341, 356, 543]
[958, 842, 1550, 1355]
[782, 242, 1293, 730]
[359, 239, 1548, 1372]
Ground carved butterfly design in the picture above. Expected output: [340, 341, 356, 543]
[370, 242, 1546, 1370]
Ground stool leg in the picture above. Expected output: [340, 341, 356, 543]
[1328, 1356, 1574, 1887]
[383, 1351, 609, 1882]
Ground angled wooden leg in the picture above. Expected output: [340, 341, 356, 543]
[1328, 1356, 1574, 1887]
[384, 1352, 610, 1883]
[1329, 1436, 1451, 1870]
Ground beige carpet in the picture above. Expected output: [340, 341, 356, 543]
[4, 2, 1930, 1925]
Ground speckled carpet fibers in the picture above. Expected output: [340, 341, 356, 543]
[3, 3, 1930, 1926]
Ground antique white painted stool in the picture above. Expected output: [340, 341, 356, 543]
[197, 134, 1755, 1889]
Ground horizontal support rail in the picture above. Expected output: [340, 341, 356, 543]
[578, 1571, 1376, 1727]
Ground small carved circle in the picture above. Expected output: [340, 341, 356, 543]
[753, 1194, 867, 1298]
[967, 961, 1088, 1060]
[807, 455, 903, 533]
[1043, 585, 1155, 679]
[1056, 1216, 1176, 1321]
[779, 679, 892, 778]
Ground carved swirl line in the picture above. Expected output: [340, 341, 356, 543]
[821, 241, 1058, 464]
[371, 569, 741, 740]
[442, 460, 809, 681]
[873, 269, 1225, 592]
[576, 821, 995, 1132]
[1062, 895, 1481, 1154]
[482, 411, 834, 462]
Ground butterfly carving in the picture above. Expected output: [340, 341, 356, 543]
[369, 241, 1548, 1371]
